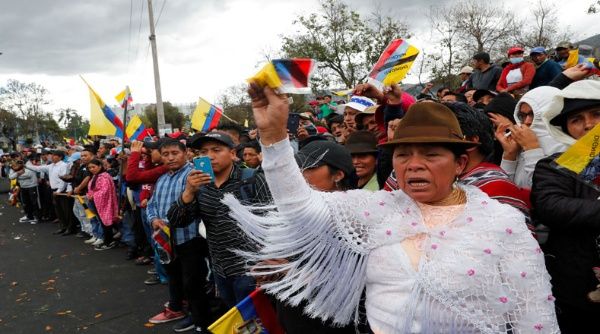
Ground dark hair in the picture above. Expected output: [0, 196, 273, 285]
[83, 145, 97, 155]
[88, 159, 106, 190]
[217, 122, 244, 136]
[444, 92, 468, 103]
[102, 143, 114, 150]
[326, 114, 344, 130]
[159, 139, 186, 152]
[437, 87, 450, 96]
[326, 165, 355, 191]
[472, 52, 491, 64]
[243, 140, 261, 153]
[324, 94, 332, 99]
[443, 102, 494, 158]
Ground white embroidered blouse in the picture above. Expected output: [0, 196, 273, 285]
[224, 138, 559, 334]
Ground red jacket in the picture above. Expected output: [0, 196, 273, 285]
[496, 61, 535, 92]
[126, 151, 168, 207]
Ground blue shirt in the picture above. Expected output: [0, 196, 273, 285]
[146, 163, 198, 245]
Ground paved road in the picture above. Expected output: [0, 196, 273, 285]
[0, 181, 173, 334]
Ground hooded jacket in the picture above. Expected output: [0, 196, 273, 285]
[500, 87, 568, 188]
[531, 80, 600, 315]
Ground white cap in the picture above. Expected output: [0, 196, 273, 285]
[337, 96, 375, 115]
[460, 66, 473, 74]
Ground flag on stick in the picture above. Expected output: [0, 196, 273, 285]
[368, 39, 419, 86]
[191, 98, 223, 132]
[115, 86, 133, 110]
[81, 77, 124, 137]
[126, 115, 148, 141]
[208, 289, 284, 334]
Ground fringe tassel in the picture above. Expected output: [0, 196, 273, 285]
[224, 193, 368, 327]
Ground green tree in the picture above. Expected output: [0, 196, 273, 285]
[141, 102, 184, 132]
[0, 108, 20, 149]
[589, 1, 600, 13]
[58, 108, 89, 139]
[0, 79, 50, 139]
[280, 0, 410, 89]
[215, 84, 253, 128]
[36, 112, 63, 142]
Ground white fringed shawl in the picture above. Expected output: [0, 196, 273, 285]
[223, 138, 559, 333]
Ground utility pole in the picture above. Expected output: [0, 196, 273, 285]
[147, 0, 166, 130]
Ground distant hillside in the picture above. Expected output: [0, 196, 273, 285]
[578, 34, 600, 47]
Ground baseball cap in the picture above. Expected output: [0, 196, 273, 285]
[143, 137, 169, 150]
[473, 89, 498, 103]
[507, 46, 525, 56]
[295, 140, 354, 177]
[338, 96, 375, 114]
[530, 46, 546, 55]
[187, 131, 235, 149]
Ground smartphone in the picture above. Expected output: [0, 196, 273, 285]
[304, 124, 318, 136]
[193, 156, 215, 180]
[287, 113, 301, 135]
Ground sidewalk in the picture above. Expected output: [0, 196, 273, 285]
[0, 191, 169, 334]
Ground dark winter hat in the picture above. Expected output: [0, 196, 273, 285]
[295, 140, 354, 177]
[484, 93, 517, 124]
[550, 98, 600, 126]
[345, 130, 379, 155]
[473, 89, 497, 103]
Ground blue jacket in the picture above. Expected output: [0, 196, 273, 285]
[530, 60, 562, 89]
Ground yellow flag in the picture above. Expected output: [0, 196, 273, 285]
[247, 62, 282, 89]
[564, 49, 579, 69]
[244, 119, 249, 128]
[333, 89, 353, 96]
[555, 123, 600, 173]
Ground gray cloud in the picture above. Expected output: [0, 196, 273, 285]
[0, 0, 219, 75]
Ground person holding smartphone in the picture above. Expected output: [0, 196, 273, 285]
[167, 131, 272, 309]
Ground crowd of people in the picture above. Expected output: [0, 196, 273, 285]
[1, 42, 600, 333]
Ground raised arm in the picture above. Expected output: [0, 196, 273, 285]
[25, 161, 49, 174]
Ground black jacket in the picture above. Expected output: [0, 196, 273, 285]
[531, 155, 600, 312]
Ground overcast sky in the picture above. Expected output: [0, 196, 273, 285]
[0, 0, 597, 122]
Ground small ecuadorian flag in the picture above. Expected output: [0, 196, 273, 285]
[248, 58, 315, 94]
[555, 123, 600, 185]
[75, 195, 96, 220]
[208, 289, 284, 334]
[125, 115, 148, 141]
[191, 98, 223, 132]
[368, 38, 419, 85]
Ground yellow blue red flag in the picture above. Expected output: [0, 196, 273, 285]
[191, 98, 223, 132]
[208, 289, 284, 334]
[249, 59, 315, 94]
[82, 78, 124, 137]
[115, 86, 133, 109]
[126, 115, 147, 141]
[368, 39, 419, 86]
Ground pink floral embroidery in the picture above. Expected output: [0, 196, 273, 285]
[483, 248, 492, 254]
[534, 324, 543, 331]
[385, 229, 392, 236]
[467, 269, 475, 276]
[431, 244, 438, 250]
[364, 211, 370, 217]
[405, 208, 411, 214]
[520, 271, 527, 278]
[379, 201, 385, 206]
[466, 217, 473, 223]
[499, 296, 508, 303]
[411, 222, 418, 227]
[439, 231, 446, 237]
[547, 294, 555, 301]
[535, 247, 542, 254]
[505, 228, 513, 235]
[481, 201, 488, 205]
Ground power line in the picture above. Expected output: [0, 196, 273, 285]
[127, 0, 133, 69]
[154, 0, 167, 28]
[134, 0, 145, 61]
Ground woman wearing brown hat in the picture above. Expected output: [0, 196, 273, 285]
[225, 85, 558, 333]
[345, 131, 380, 191]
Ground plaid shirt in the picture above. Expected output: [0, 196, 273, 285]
[146, 163, 198, 245]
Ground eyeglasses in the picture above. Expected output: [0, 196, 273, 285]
[517, 111, 534, 122]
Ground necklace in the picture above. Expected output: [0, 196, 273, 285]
[426, 187, 467, 206]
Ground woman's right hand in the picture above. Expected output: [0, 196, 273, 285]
[247, 83, 289, 145]
[495, 124, 520, 160]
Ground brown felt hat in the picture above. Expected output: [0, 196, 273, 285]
[379, 102, 479, 149]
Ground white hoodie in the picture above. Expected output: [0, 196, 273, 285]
[541, 80, 600, 146]
[500, 86, 569, 188]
